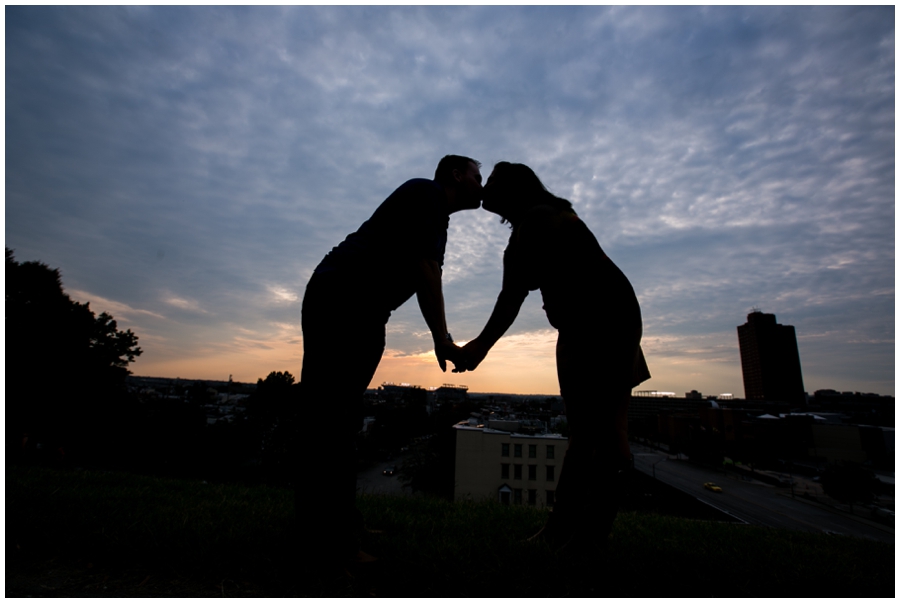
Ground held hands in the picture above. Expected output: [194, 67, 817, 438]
[461, 339, 489, 372]
[434, 337, 466, 373]
[451, 338, 490, 374]
[434, 335, 492, 373]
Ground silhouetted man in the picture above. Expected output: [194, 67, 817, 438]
[299, 155, 482, 570]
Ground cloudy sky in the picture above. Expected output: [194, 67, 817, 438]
[6, 6, 895, 397]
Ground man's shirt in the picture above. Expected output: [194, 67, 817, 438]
[315, 178, 449, 314]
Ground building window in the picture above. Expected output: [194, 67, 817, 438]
[528, 464, 537, 480]
[501, 443, 509, 457]
[546, 445, 555, 459]
[514, 444, 523, 458]
[514, 489, 522, 505]
[528, 444, 537, 458]
[528, 489, 537, 506]
[546, 490, 555, 506]
[546, 465, 555, 482]
[501, 463, 510, 479]
[500, 490, 511, 505]
[514, 464, 522, 480]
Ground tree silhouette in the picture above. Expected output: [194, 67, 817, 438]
[246, 371, 299, 481]
[6, 248, 142, 463]
[249, 371, 296, 425]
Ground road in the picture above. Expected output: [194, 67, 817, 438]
[356, 457, 413, 497]
[631, 443, 894, 544]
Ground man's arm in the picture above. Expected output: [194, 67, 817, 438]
[414, 257, 462, 372]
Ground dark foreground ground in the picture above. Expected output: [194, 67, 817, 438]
[6, 465, 894, 597]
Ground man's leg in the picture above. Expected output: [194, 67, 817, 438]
[298, 277, 385, 564]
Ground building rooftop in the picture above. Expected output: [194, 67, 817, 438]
[453, 424, 567, 439]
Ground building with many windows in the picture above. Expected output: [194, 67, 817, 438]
[737, 310, 806, 405]
[453, 425, 566, 508]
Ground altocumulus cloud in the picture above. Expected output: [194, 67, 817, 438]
[6, 6, 894, 396]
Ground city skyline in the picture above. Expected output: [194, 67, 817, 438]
[6, 7, 895, 397]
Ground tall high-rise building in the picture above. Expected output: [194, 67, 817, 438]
[737, 311, 806, 405]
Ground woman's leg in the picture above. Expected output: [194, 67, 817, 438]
[531, 333, 601, 546]
[552, 329, 637, 544]
[594, 389, 633, 539]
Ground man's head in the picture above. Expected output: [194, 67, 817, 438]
[435, 155, 483, 212]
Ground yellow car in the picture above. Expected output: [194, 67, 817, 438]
[703, 482, 723, 493]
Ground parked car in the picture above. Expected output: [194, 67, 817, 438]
[382, 466, 397, 476]
[703, 482, 723, 493]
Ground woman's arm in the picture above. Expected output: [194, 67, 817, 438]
[459, 215, 545, 372]
[459, 286, 528, 371]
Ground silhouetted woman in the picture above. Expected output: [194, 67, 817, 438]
[462, 162, 650, 550]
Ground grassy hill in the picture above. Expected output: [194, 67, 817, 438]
[7, 465, 893, 597]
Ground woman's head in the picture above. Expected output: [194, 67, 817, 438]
[482, 162, 573, 225]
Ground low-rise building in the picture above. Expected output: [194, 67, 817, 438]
[454, 425, 567, 508]
[810, 423, 894, 465]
